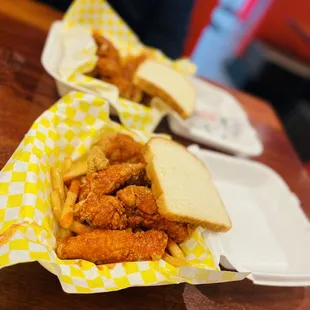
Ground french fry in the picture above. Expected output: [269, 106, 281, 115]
[167, 239, 185, 260]
[51, 168, 65, 203]
[51, 172, 92, 236]
[73, 200, 83, 214]
[51, 190, 80, 238]
[60, 179, 81, 229]
[63, 157, 72, 174]
[70, 221, 93, 235]
[58, 227, 73, 239]
[63, 159, 88, 182]
[162, 253, 188, 267]
[50, 190, 62, 222]
[64, 185, 68, 197]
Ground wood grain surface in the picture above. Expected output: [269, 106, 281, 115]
[0, 2, 310, 310]
[0, 0, 62, 31]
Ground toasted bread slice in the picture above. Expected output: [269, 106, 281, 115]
[134, 60, 195, 119]
[144, 138, 232, 232]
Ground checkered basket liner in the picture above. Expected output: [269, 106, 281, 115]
[0, 92, 247, 293]
[56, 0, 196, 133]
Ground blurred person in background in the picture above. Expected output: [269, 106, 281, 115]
[39, 0, 195, 59]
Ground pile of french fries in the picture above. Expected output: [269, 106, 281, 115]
[50, 156, 92, 238]
[164, 240, 188, 267]
[50, 146, 189, 268]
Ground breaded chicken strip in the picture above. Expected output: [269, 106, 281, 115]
[76, 186, 189, 242]
[96, 133, 144, 164]
[79, 163, 146, 200]
[117, 186, 190, 243]
[93, 31, 120, 62]
[122, 54, 147, 80]
[56, 229, 168, 264]
[116, 185, 157, 215]
[97, 57, 122, 80]
[75, 193, 127, 229]
[146, 218, 190, 244]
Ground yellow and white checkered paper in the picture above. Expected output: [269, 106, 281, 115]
[0, 92, 247, 293]
[58, 0, 196, 133]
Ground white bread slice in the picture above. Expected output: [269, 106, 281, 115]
[134, 60, 195, 119]
[144, 138, 232, 232]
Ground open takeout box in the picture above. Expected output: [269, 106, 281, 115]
[41, 0, 195, 133]
[189, 145, 310, 287]
[1, 91, 308, 291]
[0, 91, 249, 294]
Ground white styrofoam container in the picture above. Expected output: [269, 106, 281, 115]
[169, 78, 263, 157]
[41, 21, 119, 105]
[189, 145, 310, 287]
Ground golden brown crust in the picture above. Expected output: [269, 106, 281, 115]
[134, 76, 194, 119]
[143, 138, 232, 232]
[116, 185, 158, 215]
[96, 133, 145, 164]
[89, 163, 146, 196]
[116, 185, 190, 243]
[76, 193, 127, 229]
[56, 229, 168, 264]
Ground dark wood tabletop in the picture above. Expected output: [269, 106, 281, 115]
[0, 1, 310, 309]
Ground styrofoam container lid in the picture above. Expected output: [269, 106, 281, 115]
[188, 145, 310, 287]
[169, 77, 263, 157]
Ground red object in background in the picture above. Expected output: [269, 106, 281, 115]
[183, 0, 264, 57]
[236, 4, 270, 57]
[182, 0, 218, 57]
[256, 0, 310, 61]
[235, 0, 265, 57]
[183, 0, 310, 62]
[238, 0, 258, 21]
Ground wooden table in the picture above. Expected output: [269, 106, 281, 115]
[0, 1, 310, 309]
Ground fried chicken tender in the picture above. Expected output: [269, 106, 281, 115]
[56, 229, 168, 264]
[122, 54, 147, 80]
[108, 76, 143, 102]
[79, 181, 90, 201]
[130, 85, 143, 102]
[97, 133, 144, 164]
[79, 163, 146, 200]
[97, 57, 122, 80]
[75, 185, 188, 243]
[107, 76, 133, 100]
[75, 193, 127, 229]
[147, 218, 190, 244]
[91, 33, 147, 103]
[117, 186, 190, 243]
[116, 185, 157, 215]
[93, 32, 124, 83]
[93, 32, 120, 62]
